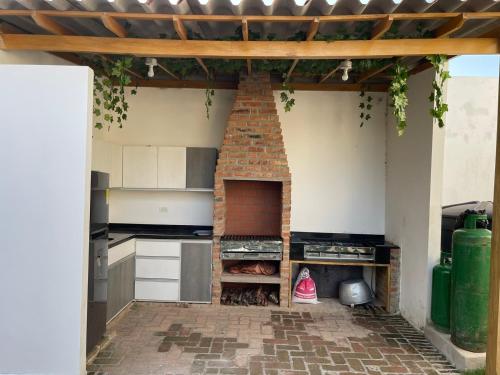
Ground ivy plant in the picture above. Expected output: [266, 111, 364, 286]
[389, 61, 410, 136]
[359, 90, 373, 127]
[280, 75, 295, 112]
[427, 55, 450, 128]
[91, 56, 137, 130]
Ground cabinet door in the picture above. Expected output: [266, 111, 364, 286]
[135, 280, 179, 301]
[110, 143, 123, 188]
[122, 146, 158, 188]
[186, 148, 217, 189]
[180, 242, 212, 303]
[158, 147, 186, 189]
[91, 138, 112, 173]
[107, 255, 135, 322]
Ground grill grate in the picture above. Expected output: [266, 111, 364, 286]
[221, 235, 282, 241]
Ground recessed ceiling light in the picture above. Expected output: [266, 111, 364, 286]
[199, 0, 209, 4]
[325, 0, 336, 5]
[359, 0, 370, 4]
[138, 0, 148, 3]
[392, 0, 403, 3]
[230, 0, 241, 4]
[262, 0, 273, 6]
[295, 0, 307, 5]
[169, 0, 181, 4]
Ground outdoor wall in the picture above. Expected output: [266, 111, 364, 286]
[385, 68, 445, 329]
[94, 87, 387, 234]
[442, 76, 499, 205]
[0, 65, 93, 375]
[0, 50, 72, 65]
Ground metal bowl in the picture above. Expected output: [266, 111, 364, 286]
[339, 279, 374, 306]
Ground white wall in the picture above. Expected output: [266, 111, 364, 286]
[94, 87, 387, 234]
[385, 68, 445, 329]
[278, 91, 386, 234]
[0, 65, 93, 375]
[442, 77, 499, 205]
[0, 50, 72, 65]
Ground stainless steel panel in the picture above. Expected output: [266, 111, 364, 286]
[107, 255, 135, 322]
[186, 148, 217, 189]
[180, 243, 212, 303]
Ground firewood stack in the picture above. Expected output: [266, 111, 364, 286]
[221, 286, 279, 306]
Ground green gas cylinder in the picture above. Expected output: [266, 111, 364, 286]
[450, 213, 491, 352]
[431, 252, 452, 333]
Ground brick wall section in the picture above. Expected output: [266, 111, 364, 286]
[212, 73, 292, 306]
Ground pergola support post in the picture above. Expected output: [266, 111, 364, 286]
[486, 63, 500, 375]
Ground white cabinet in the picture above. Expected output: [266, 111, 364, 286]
[123, 146, 158, 188]
[110, 143, 123, 188]
[158, 147, 186, 189]
[135, 239, 181, 302]
[91, 139, 123, 188]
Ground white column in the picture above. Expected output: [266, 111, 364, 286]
[0, 65, 93, 375]
[385, 68, 446, 329]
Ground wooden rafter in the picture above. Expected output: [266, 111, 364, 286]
[101, 14, 126, 38]
[435, 14, 466, 38]
[371, 15, 393, 40]
[286, 17, 320, 80]
[172, 15, 209, 76]
[157, 62, 179, 80]
[2, 34, 495, 60]
[31, 12, 73, 36]
[319, 66, 340, 84]
[1, 10, 499, 23]
[242, 17, 251, 76]
[357, 61, 395, 83]
[0, 34, 499, 60]
[128, 79, 388, 92]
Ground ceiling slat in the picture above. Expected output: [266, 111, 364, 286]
[435, 14, 466, 38]
[242, 17, 251, 76]
[31, 12, 73, 35]
[286, 17, 320, 80]
[371, 15, 393, 40]
[357, 62, 395, 83]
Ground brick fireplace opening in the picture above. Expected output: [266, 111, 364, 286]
[212, 73, 291, 306]
[224, 180, 282, 236]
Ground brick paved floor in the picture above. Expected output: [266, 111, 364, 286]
[87, 301, 459, 375]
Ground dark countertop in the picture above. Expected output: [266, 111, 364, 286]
[108, 224, 213, 248]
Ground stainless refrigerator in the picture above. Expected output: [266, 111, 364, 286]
[87, 171, 109, 354]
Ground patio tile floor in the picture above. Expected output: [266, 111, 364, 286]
[87, 300, 459, 375]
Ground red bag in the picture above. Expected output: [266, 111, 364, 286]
[292, 268, 319, 304]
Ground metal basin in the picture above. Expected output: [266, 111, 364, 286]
[339, 279, 374, 306]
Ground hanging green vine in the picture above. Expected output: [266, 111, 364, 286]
[91, 56, 137, 130]
[389, 61, 410, 136]
[359, 90, 373, 127]
[280, 74, 295, 112]
[427, 55, 450, 128]
[204, 72, 216, 119]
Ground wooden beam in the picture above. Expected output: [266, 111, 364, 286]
[486, 70, 500, 375]
[357, 61, 394, 83]
[101, 14, 126, 38]
[435, 14, 465, 38]
[319, 66, 340, 83]
[1, 34, 498, 59]
[157, 62, 179, 80]
[172, 15, 209, 75]
[31, 12, 73, 36]
[286, 17, 320, 80]
[372, 15, 393, 40]
[242, 17, 251, 76]
[2, 10, 500, 23]
[127, 78, 388, 91]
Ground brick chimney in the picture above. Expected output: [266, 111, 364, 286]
[212, 73, 292, 306]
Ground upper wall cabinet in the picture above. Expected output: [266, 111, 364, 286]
[91, 139, 122, 188]
[186, 148, 218, 189]
[123, 146, 158, 188]
[158, 147, 186, 189]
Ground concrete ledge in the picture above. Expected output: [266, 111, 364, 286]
[424, 323, 485, 371]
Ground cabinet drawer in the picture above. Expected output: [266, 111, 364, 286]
[136, 258, 180, 279]
[136, 240, 181, 257]
[135, 280, 179, 301]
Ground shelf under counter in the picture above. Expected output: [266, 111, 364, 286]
[220, 272, 281, 285]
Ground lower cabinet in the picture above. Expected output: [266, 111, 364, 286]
[180, 241, 212, 303]
[107, 254, 135, 322]
[134, 239, 212, 303]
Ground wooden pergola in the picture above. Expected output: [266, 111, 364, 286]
[1, 4, 500, 373]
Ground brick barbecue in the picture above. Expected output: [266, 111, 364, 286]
[212, 73, 292, 307]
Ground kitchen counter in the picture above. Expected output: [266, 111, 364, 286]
[108, 224, 213, 248]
